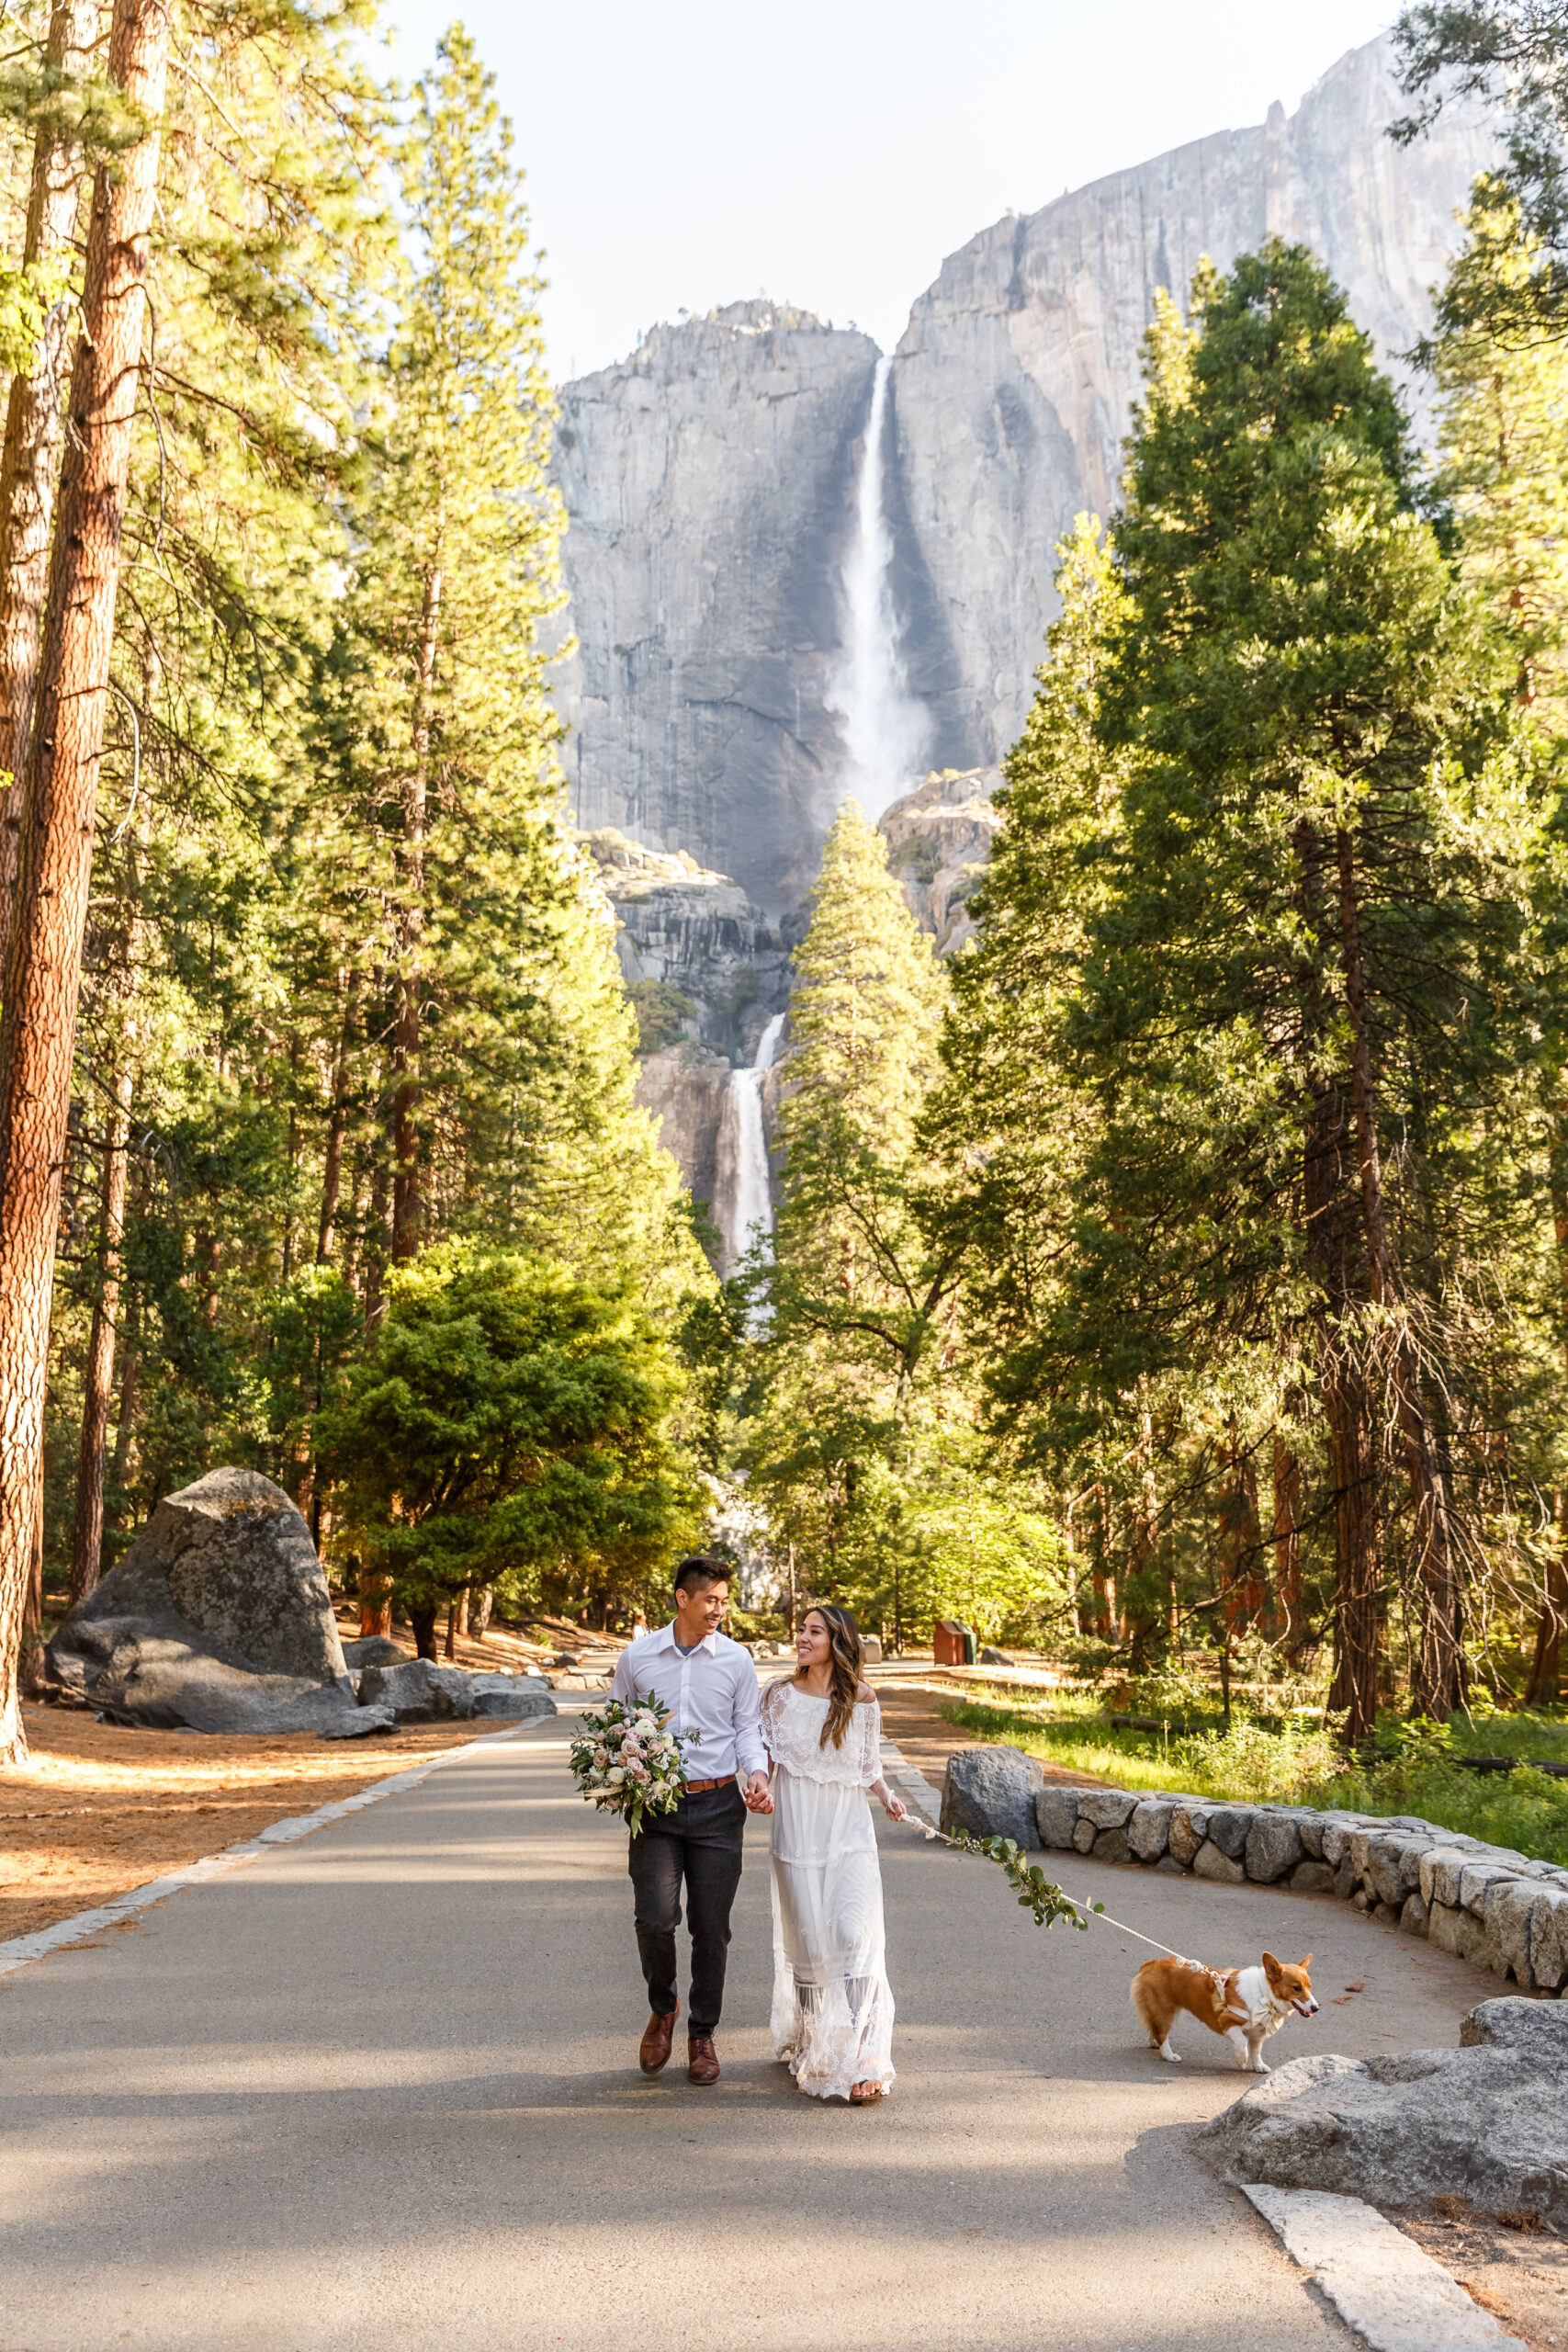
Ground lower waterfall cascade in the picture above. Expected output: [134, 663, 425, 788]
[716, 1011, 785, 1280]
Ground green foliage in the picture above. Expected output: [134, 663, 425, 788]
[898, 1440, 1071, 1645]
[37, 15, 709, 1600]
[930, 238, 1567, 1716]
[627, 980, 696, 1053]
[1393, 3, 1568, 341]
[943, 1687, 1568, 1864]
[942, 1691, 1344, 1805]
[1431, 178, 1568, 724]
[321, 1245, 705, 1616]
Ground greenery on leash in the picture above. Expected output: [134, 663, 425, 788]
[942, 1829, 1100, 1930]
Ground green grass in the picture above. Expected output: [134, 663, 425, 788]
[940, 1688, 1568, 1867]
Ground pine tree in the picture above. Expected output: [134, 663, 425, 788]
[936, 244, 1552, 1739]
[1393, 3, 1568, 340]
[0, 0, 172, 1764]
[1079, 243, 1540, 1732]
[927, 516, 1131, 1433]
[342, 24, 564, 1267]
[1431, 178, 1568, 722]
[746, 798, 966, 1620]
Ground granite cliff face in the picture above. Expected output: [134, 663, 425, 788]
[888, 36, 1496, 772]
[556, 302, 878, 913]
[554, 38, 1495, 913]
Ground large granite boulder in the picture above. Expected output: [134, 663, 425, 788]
[46, 1469, 390, 1738]
[941, 1746, 1043, 1849]
[357, 1658, 557, 1725]
[1198, 2001, 1568, 2223]
[341, 1634, 404, 1670]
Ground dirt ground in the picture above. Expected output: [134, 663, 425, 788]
[1, 1609, 564, 1946]
[1400, 2207, 1568, 2352]
[0, 1707, 498, 1943]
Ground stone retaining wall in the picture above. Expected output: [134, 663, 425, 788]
[942, 1749, 1568, 1994]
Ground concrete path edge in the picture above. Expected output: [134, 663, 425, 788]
[1244, 2184, 1527, 2350]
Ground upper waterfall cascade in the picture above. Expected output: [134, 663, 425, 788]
[716, 1011, 786, 1279]
[825, 354, 930, 820]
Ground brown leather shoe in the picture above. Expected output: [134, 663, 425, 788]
[686, 2032, 720, 2085]
[639, 2002, 678, 2074]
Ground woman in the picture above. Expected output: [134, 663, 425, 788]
[760, 1603, 906, 2104]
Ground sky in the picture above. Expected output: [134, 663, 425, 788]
[378, 1, 1402, 384]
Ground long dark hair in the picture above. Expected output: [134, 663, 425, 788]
[802, 1603, 863, 1749]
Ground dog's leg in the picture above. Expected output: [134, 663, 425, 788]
[1246, 2031, 1269, 2074]
[1226, 2027, 1250, 2070]
[1157, 2034, 1181, 2064]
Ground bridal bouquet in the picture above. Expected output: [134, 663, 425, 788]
[570, 1691, 692, 1833]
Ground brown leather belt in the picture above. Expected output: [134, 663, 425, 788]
[682, 1776, 727, 1794]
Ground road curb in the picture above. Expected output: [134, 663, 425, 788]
[1245, 2185, 1526, 2349]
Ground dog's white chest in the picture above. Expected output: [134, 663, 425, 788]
[1229, 1966, 1287, 2037]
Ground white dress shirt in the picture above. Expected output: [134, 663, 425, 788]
[609, 1622, 766, 1782]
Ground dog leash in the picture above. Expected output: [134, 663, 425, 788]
[895, 1807, 1220, 1978]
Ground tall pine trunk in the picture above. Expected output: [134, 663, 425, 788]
[1335, 829, 1462, 1720]
[67, 1052, 132, 1602]
[1297, 820, 1382, 1745]
[317, 970, 358, 1262]
[0, 0, 171, 1763]
[1272, 1426, 1303, 1655]
[1527, 1149, 1568, 1703]
[1324, 1337, 1382, 1746]
[0, 0, 100, 952]
[391, 560, 441, 1264]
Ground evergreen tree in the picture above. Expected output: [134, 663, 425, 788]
[1431, 177, 1568, 722]
[747, 799, 974, 1633]
[940, 244, 1551, 1738]
[1393, 3, 1568, 340]
[323, 1244, 705, 1644]
[340, 23, 564, 1268]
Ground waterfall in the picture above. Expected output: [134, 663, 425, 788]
[826, 354, 929, 818]
[716, 1011, 785, 1280]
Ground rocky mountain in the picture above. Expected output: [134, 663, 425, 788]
[553, 34, 1495, 920]
[555, 306, 878, 914]
[880, 768, 1001, 957]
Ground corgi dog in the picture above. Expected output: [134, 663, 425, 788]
[1131, 1951, 1318, 2073]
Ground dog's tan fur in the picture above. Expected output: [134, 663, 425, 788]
[1131, 1951, 1317, 2072]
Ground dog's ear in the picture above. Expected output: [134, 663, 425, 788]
[1302, 1954, 1313, 1971]
[1262, 1951, 1280, 1975]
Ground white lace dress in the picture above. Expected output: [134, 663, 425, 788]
[761, 1679, 896, 2100]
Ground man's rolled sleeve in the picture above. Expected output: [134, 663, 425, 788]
[732, 1655, 767, 1779]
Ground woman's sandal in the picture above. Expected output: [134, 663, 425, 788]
[850, 2080, 883, 2106]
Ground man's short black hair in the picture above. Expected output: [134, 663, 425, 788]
[673, 1553, 730, 1596]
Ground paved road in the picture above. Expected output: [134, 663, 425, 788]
[0, 1724, 1506, 2352]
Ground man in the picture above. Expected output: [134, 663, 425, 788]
[609, 1554, 773, 2086]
